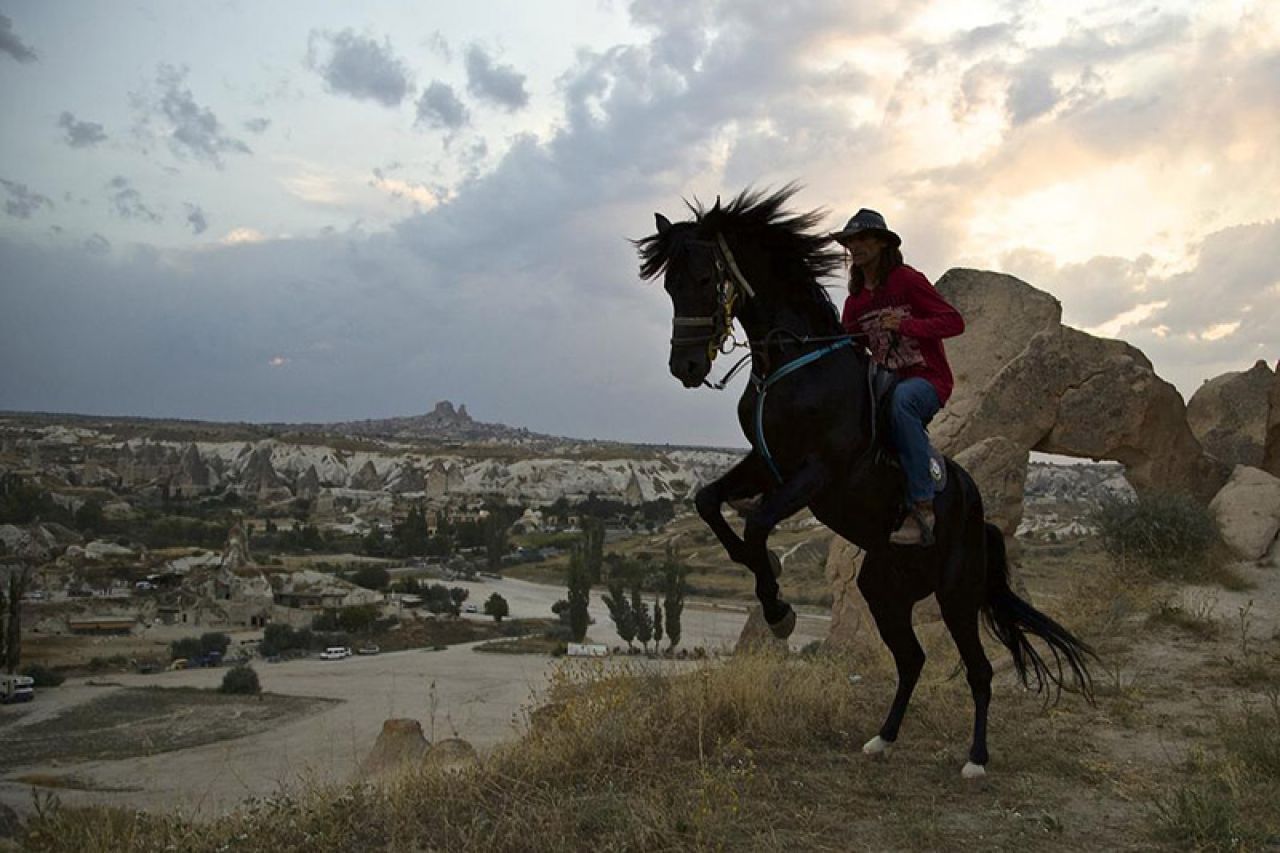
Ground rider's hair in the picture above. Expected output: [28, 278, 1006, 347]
[846, 239, 903, 296]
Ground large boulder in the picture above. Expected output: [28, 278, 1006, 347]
[931, 269, 1227, 504]
[1187, 360, 1274, 468]
[952, 437, 1028, 538]
[422, 737, 479, 773]
[932, 269, 1062, 453]
[1209, 466, 1280, 564]
[360, 718, 429, 778]
[1264, 364, 1280, 478]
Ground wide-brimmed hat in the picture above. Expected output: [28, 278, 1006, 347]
[829, 208, 901, 247]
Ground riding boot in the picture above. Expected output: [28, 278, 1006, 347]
[890, 502, 935, 546]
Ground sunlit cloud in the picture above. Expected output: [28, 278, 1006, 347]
[369, 174, 446, 208]
[268, 355, 289, 367]
[281, 171, 344, 205]
[222, 227, 266, 245]
[1199, 321, 1241, 341]
[1083, 300, 1169, 339]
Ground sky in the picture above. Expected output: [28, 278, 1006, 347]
[1, 0, 1277, 448]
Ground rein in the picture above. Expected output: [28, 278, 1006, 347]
[670, 234, 862, 481]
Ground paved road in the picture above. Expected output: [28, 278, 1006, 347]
[0, 578, 828, 817]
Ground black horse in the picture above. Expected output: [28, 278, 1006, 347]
[636, 186, 1094, 778]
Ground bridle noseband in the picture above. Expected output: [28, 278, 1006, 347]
[669, 234, 756, 364]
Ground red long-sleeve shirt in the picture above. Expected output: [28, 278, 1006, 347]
[840, 264, 965, 404]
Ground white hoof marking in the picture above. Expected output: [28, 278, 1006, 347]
[961, 761, 986, 780]
[862, 735, 892, 756]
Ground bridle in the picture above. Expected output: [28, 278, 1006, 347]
[668, 233, 757, 365]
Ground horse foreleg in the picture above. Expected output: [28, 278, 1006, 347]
[694, 454, 771, 564]
[741, 457, 829, 636]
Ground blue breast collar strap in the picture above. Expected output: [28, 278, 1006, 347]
[751, 338, 854, 483]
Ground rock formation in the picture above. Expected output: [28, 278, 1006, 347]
[1264, 365, 1280, 478]
[933, 269, 1227, 506]
[360, 718, 429, 778]
[295, 465, 322, 500]
[349, 460, 383, 491]
[1187, 360, 1274, 468]
[1209, 466, 1280, 565]
[734, 605, 790, 653]
[241, 445, 284, 497]
[171, 443, 213, 497]
[389, 462, 426, 494]
[421, 737, 479, 773]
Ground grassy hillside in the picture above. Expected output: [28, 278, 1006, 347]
[17, 537, 1280, 852]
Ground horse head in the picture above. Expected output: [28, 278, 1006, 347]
[645, 211, 733, 388]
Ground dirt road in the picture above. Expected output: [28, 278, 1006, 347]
[0, 579, 827, 817]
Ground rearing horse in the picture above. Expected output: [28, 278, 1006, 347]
[637, 186, 1094, 778]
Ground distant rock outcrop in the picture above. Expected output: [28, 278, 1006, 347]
[1264, 366, 1280, 478]
[1209, 466, 1280, 565]
[933, 269, 1227, 506]
[171, 443, 213, 497]
[349, 460, 383, 491]
[1187, 360, 1274, 468]
[241, 445, 285, 497]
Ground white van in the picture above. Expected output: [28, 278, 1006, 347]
[0, 674, 35, 703]
[319, 646, 352, 660]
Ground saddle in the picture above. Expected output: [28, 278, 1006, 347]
[863, 362, 948, 495]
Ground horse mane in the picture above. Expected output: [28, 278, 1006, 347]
[636, 184, 845, 287]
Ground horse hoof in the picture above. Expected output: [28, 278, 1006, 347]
[767, 604, 796, 639]
[862, 736, 892, 757]
[961, 761, 986, 780]
[767, 549, 782, 578]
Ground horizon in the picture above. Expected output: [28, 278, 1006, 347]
[2, 1, 1277, 448]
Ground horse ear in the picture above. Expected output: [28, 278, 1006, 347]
[655, 213, 672, 234]
[712, 195, 722, 213]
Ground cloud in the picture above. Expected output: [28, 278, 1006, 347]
[307, 29, 411, 107]
[107, 176, 161, 222]
[57, 111, 108, 148]
[464, 45, 529, 111]
[185, 203, 208, 235]
[243, 117, 271, 134]
[1006, 66, 1058, 125]
[1, 178, 53, 218]
[139, 64, 251, 167]
[416, 81, 469, 130]
[0, 14, 37, 63]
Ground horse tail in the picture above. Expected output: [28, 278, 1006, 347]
[981, 522, 1096, 703]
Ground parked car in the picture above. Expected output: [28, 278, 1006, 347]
[357, 644, 380, 656]
[169, 658, 188, 671]
[463, 604, 479, 614]
[319, 646, 352, 660]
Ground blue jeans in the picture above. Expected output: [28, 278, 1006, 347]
[888, 378, 941, 504]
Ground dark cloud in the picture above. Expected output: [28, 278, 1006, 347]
[143, 65, 251, 167]
[185, 203, 208, 235]
[243, 117, 271, 133]
[308, 29, 411, 107]
[1006, 66, 1058, 124]
[83, 234, 111, 254]
[415, 81, 468, 130]
[464, 45, 529, 111]
[0, 14, 37, 63]
[107, 176, 161, 222]
[1, 178, 53, 218]
[57, 111, 108, 148]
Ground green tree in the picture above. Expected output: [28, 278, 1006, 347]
[449, 587, 469, 617]
[337, 604, 380, 634]
[220, 664, 261, 695]
[170, 636, 202, 661]
[662, 550, 686, 651]
[601, 579, 635, 649]
[581, 518, 605, 584]
[483, 513, 510, 571]
[74, 499, 105, 535]
[632, 585, 653, 651]
[566, 548, 591, 643]
[349, 564, 390, 591]
[393, 504, 431, 557]
[652, 599, 664, 650]
[484, 592, 509, 622]
[199, 632, 231, 657]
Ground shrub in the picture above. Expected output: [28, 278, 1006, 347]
[1091, 493, 1223, 578]
[220, 665, 261, 695]
[21, 664, 65, 687]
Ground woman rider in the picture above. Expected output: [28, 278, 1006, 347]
[830, 209, 964, 546]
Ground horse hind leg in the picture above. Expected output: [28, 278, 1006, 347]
[939, 595, 993, 779]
